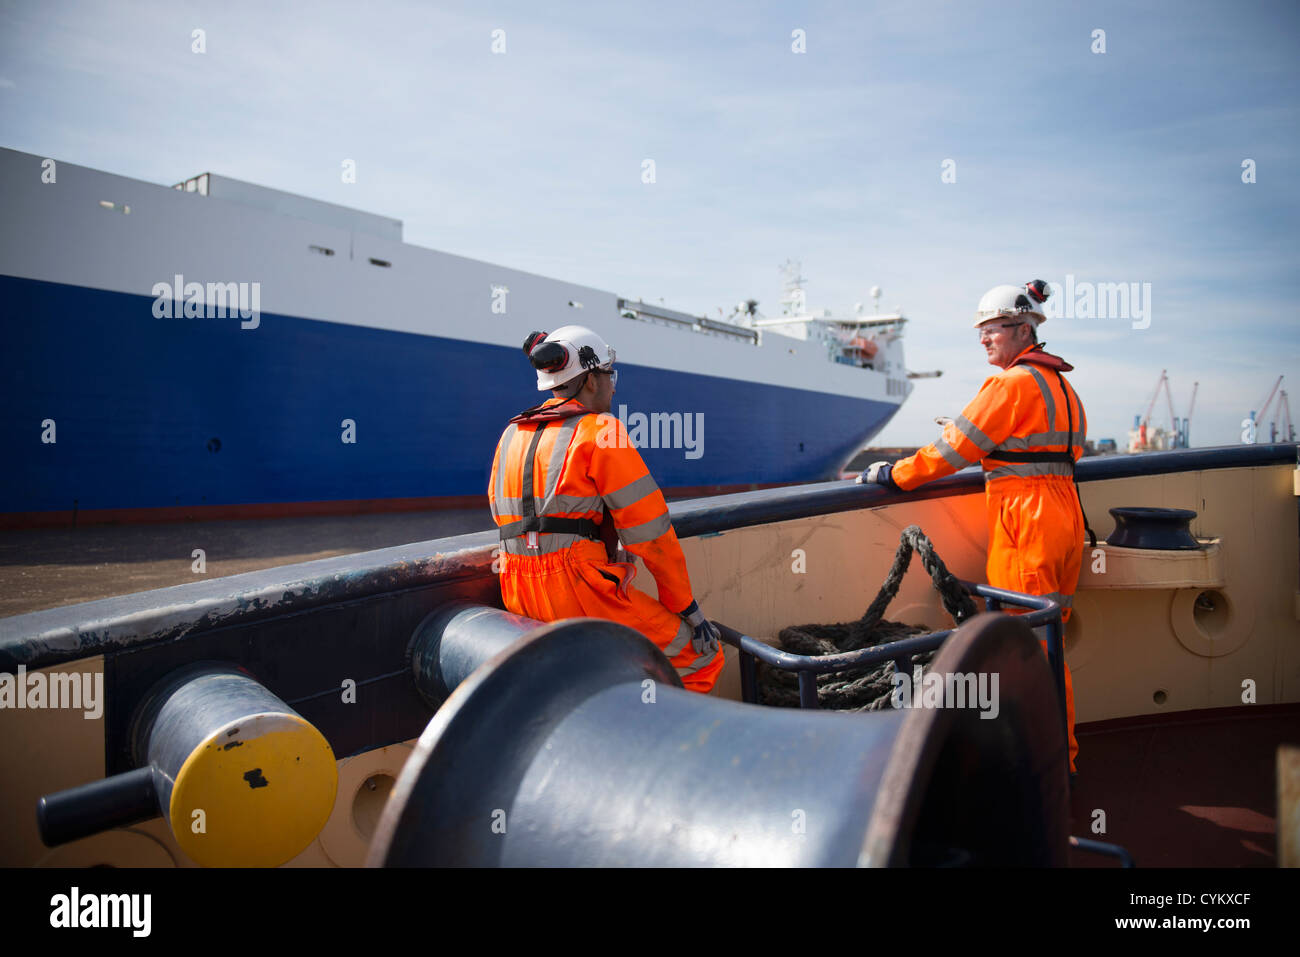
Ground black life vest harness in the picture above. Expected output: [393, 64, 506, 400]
[497, 399, 620, 558]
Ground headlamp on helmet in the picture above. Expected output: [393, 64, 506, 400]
[522, 325, 617, 390]
[973, 280, 1052, 328]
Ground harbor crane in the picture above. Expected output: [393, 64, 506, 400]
[1132, 370, 1176, 451]
[1277, 391, 1295, 443]
[1247, 376, 1292, 443]
[1261, 386, 1294, 443]
[1130, 371, 1197, 451]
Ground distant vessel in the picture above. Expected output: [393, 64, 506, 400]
[0, 150, 916, 526]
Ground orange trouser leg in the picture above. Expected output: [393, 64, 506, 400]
[986, 479, 1082, 773]
[500, 546, 724, 694]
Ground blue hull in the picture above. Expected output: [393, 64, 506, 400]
[2, 276, 897, 517]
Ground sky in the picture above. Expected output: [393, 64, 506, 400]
[2, 0, 1297, 448]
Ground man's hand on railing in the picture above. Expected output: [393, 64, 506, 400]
[856, 461, 900, 491]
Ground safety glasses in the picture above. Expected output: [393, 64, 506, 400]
[977, 322, 1023, 341]
[593, 368, 618, 387]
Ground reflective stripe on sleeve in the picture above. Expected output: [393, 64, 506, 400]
[934, 437, 969, 469]
[604, 473, 660, 511]
[954, 414, 996, 454]
[619, 511, 673, 544]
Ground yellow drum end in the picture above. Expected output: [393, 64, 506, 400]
[169, 712, 337, 867]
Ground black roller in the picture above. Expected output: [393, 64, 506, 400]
[408, 603, 547, 709]
[371, 612, 1069, 867]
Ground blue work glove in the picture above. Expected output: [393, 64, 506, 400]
[680, 600, 721, 656]
[855, 461, 899, 491]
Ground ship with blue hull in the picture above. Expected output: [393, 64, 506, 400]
[0, 148, 916, 527]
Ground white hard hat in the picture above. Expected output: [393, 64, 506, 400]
[522, 325, 616, 390]
[973, 280, 1051, 328]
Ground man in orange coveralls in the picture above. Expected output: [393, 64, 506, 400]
[858, 280, 1093, 773]
[488, 325, 724, 692]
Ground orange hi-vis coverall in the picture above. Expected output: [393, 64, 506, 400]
[890, 343, 1088, 772]
[488, 396, 724, 692]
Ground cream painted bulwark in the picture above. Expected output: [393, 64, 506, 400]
[316, 743, 415, 868]
[678, 465, 1298, 723]
[0, 658, 106, 866]
[1078, 540, 1223, 590]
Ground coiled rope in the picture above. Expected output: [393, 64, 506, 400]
[758, 525, 978, 711]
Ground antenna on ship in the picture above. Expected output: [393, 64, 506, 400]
[779, 259, 808, 316]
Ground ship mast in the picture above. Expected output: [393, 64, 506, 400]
[779, 259, 808, 317]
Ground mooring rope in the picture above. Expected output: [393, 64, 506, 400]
[758, 525, 978, 711]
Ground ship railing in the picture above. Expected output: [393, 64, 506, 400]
[715, 583, 1066, 745]
[617, 298, 760, 345]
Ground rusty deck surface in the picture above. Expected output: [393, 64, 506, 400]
[0, 509, 495, 618]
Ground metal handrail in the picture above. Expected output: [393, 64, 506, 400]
[716, 582, 1066, 748]
[1069, 836, 1136, 868]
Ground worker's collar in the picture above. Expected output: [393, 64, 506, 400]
[509, 395, 598, 424]
[1005, 343, 1074, 373]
